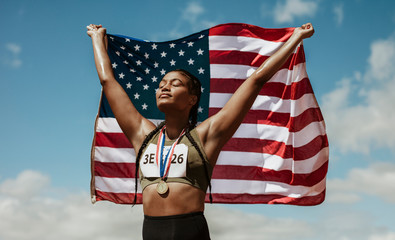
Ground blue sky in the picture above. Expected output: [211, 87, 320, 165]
[1, 0, 395, 239]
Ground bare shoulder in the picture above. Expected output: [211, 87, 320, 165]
[195, 119, 223, 166]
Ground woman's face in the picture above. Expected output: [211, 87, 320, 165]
[156, 71, 197, 113]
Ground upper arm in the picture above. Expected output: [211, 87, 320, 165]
[196, 75, 264, 164]
[102, 79, 156, 151]
[196, 30, 305, 164]
[91, 33, 155, 150]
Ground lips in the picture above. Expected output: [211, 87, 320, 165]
[159, 93, 171, 98]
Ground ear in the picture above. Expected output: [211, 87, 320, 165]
[189, 95, 198, 106]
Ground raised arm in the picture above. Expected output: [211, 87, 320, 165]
[197, 23, 315, 164]
[87, 24, 155, 150]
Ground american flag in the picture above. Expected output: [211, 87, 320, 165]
[91, 23, 329, 205]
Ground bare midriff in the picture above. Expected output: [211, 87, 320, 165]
[142, 182, 206, 216]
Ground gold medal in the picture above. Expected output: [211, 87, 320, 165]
[156, 180, 169, 195]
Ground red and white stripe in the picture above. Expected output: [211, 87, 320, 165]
[91, 23, 328, 205]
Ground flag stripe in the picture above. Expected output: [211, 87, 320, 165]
[222, 135, 328, 159]
[209, 23, 295, 42]
[94, 175, 325, 197]
[209, 36, 285, 56]
[95, 116, 324, 140]
[210, 77, 312, 98]
[206, 191, 325, 205]
[94, 160, 327, 187]
[95, 121, 327, 148]
[94, 146, 136, 163]
[94, 146, 329, 173]
[210, 107, 324, 131]
[212, 162, 328, 186]
[209, 93, 319, 116]
[209, 49, 305, 69]
[94, 190, 325, 206]
[94, 132, 328, 160]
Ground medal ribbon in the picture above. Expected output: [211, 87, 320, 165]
[155, 126, 186, 179]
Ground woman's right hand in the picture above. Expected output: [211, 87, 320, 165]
[87, 24, 106, 39]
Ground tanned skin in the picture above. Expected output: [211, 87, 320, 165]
[87, 23, 314, 216]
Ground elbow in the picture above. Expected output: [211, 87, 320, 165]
[99, 74, 112, 86]
[97, 68, 115, 86]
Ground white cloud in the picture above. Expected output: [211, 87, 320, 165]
[0, 170, 50, 200]
[1, 170, 394, 240]
[182, 1, 205, 25]
[0, 171, 144, 240]
[321, 34, 395, 153]
[367, 37, 395, 80]
[327, 162, 395, 203]
[166, 1, 217, 39]
[333, 3, 344, 25]
[1, 43, 22, 68]
[205, 205, 314, 240]
[273, 0, 318, 24]
[369, 232, 395, 240]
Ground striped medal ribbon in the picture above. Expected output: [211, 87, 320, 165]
[155, 126, 186, 195]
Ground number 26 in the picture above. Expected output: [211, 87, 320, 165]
[171, 154, 184, 164]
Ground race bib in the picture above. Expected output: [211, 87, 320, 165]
[140, 143, 188, 178]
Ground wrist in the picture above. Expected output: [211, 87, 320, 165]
[289, 30, 303, 43]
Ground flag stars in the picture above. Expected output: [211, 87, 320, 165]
[151, 43, 158, 50]
[134, 45, 140, 51]
[161, 51, 167, 57]
[154, 62, 159, 68]
[178, 50, 185, 56]
[187, 58, 194, 65]
[170, 59, 176, 66]
[136, 60, 142, 66]
[143, 84, 149, 90]
[116, 51, 120, 56]
[142, 103, 148, 110]
[151, 76, 158, 82]
[198, 67, 205, 74]
[197, 49, 204, 55]
[119, 73, 125, 79]
[169, 43, 176, 48]
[201, 87, 204, 93]
[198, 106, 203, 113]
[120, 46, 126, 50]
[144, 52, 149, 59]
[128, 53, 133, 57]
[112, 62, 118, 69]
[187, 41, 194, 47]
[110, 36, 114, 41]
[134, 92, 140, 99]
[198, 34, 205, 39]
[130, 68, 136, 73]
[125, 38, 130, 42]
[126, 82, 132, 88]
[145, 68, 150, 74]
[123, 60, 129, 65]
[160, 69, 166, 75]
[137, 77, 142, 81]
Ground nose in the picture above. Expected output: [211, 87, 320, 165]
[160, 82, 171, 92]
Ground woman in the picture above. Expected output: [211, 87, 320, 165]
[87, 23, 314, 240]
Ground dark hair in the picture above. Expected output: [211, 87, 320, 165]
[172, 69, 201, 128]
[132, 69, 212, 205]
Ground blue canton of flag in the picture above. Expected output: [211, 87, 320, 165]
[100, 30, 210, 122]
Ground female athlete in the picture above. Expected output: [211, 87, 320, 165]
[87, 23, 314, 240]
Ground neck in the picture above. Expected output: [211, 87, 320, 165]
[164, 114, 189, 140]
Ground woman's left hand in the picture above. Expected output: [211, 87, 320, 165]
[293, 23, 315, 40]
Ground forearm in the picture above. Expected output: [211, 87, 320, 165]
[91, 35, 114, 85]
[251, 30, 303, 84]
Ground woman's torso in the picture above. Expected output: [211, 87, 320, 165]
[139, 128, 212, 216]
[142, 183, 206, 216]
